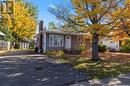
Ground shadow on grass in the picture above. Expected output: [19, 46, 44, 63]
[57, 55, 130, 79]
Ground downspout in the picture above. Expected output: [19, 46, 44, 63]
[43, 31, 46, 53]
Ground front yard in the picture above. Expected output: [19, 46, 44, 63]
[55, 52, 130, 79]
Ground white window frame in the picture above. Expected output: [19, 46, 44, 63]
[49, 34, 64, 47]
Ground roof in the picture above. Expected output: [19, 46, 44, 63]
[45, 30, 89, 35]
[0, 31, 5, 36]
[34, 30, 90, 38]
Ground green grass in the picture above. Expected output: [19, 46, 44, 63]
[55, 56, 130, 79]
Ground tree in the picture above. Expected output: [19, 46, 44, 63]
[49, 0, 130, 60]
[109, 1, 130, 41]
[48, 21, 57, 30]
[1, 0, 38, 48]
[25, 1, 38, 19]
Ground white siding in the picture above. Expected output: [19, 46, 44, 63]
[0, 40, 10, 50]
[100, 38, 120, 51]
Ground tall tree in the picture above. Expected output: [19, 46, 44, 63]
[1, 0, 38, 48]
[49, 0, 130, 60]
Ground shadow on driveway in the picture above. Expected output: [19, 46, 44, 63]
[0, 54, 89, 86]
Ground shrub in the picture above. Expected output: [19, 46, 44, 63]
[46, 50, 65, 56]
[79, 43, 86, 52]
[98, 44, 107, 52]
[120, 46, 130, 53]
[34, 47, 38, 52]
[120, 39, 130, 52]
[29, 41, 35, 49]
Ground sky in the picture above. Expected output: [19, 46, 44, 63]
[28, 0, 70, 28]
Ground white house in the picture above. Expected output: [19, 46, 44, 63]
[99, 37, 120, 51]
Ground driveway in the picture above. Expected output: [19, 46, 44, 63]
[0, 54, 89, 86]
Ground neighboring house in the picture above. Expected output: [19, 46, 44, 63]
[34, 20, 91, 53]
[20, 42, 30, 49]
[0, 31, 9, 50]
[99, 37, 121, 51]
[0, 31, 5, 38]
[0, 31, 30, 50]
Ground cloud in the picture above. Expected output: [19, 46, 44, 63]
[49, 5, 56, 9]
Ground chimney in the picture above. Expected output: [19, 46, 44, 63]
[39, 20, 44, 32]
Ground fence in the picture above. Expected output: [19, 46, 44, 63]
[20, 42, 30, 49]
[0, 40, 10, 50]
[0, 40, 30, 50]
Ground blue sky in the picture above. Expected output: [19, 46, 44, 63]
[28, 0, 70, 28]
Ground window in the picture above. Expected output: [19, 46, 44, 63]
[111, 41, 114, 43]
[77, 36, 85, 42]
[49, 35, 64, 46]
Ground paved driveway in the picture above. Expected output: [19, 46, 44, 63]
[0, 54, 89, 86]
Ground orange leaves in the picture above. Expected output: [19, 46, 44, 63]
[70, 0, 130, 39]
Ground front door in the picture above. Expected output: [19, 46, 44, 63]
[65, 36, 71, 49]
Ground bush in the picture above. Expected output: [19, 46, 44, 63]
[79, 43, 86, 51]
[120, 46, 130, 53]
[120, 39, 130, 53]
[46, 50, 65, 56]
[29, 41, 35, 49]
[34, 47, 38, 52]
[98, 44, 107, 52]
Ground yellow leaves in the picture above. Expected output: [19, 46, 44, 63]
[74, 16, 83, 20]
[83, 0, 101, 4]
[1, 1, 37, 40]
[71, 0, 130, 39]
[72, 0, 80, 4]
[125, 0, 130, 4]
[12, 2, 37, 39]
[76, 9, 82, 14]
[89, 24, 104, 30]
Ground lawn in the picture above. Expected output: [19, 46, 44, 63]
[55, 52, 130, 79]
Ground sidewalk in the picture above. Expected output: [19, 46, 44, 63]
[71, 73, 130, 86]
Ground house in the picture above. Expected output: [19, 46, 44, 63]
[0, 31, 30, 50]
[34, 20, 91, 53]
[0, 31, 9, 50]
[99, 37, 121, 51]
[0, 31, 5, 38]
[35, 20, 122, 53]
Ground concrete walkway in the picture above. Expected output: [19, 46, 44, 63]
[71, 73, 130, 86]
[0, 54, 89, 86]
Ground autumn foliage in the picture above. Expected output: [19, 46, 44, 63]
[49, 0, 130, 60]
[0, 0, 37, 42]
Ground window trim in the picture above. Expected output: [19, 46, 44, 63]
[49, 34, 64, 47]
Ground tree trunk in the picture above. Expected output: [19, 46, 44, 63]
[14, 41, 20, 49]
[92, 33, 100, 61]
